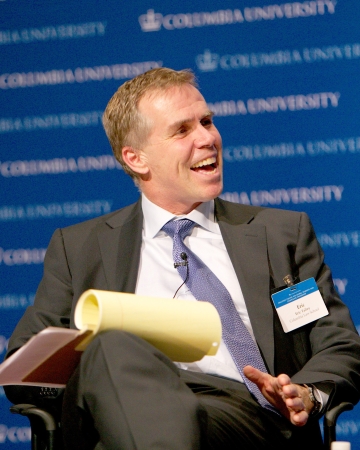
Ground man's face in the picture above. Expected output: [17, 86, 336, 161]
[135, 84, 223, 214]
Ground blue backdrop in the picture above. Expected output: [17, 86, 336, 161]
[1, 0, 360, 447]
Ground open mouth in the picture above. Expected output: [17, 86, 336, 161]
[190, 157, 217, 173]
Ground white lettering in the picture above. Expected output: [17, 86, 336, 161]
[246, 92, 340, 114]
[0, 22, 107, 46]
[140, 3, 336, 33]
[336, 419, 360, 437]
[0, 247, 47, 266]
[198, 43, 360, 73]
[318, 232, 360, 249]
[307, 137, 360, 155]
[244, 1, 336, 22]
[0, 155, 121, 178]
[0, 61, 162, 90]
[0, 336, 9, 354]
[223, 137, 360, 163]
[0, 200, 113, 221]
[224, 142, 306, 162]
[0, 293, 35, 309]
[0, 424, 31, 443]
[209, 92, 340, 118]
[333, 279, 348, 295]
[220, 185, 344, 206]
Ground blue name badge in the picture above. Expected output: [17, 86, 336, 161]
[271, 278, 329, 333]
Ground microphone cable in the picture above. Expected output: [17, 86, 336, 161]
[173, 252, 189, 298]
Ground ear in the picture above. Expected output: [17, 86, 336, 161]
[122, 146, 149, 175]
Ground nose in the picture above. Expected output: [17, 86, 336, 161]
[193, 124, 216, 148]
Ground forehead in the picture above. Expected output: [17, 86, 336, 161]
[138, 84, 208, 121]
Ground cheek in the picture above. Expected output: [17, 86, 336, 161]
[216, 138, 223, 150]
[214, 130, 222, 146]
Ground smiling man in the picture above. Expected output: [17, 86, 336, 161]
[105, 70, 223, 215]
[5, 68, 360, 450]
[125, 85, 222, 214]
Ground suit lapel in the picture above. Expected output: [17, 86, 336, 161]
[97, 200, 143, 293]
[215, 198, 275, 374]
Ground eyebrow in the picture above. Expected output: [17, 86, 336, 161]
[167, 110, 214, 133]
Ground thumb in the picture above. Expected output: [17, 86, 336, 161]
[243, 365, 264, 384]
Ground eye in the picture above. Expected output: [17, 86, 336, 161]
[176, 125, 189, 135]
[201, 116, 213, 127]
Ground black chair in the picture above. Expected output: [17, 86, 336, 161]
[10, 400, 354, 450]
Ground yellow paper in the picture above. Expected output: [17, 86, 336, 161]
[74, 289, 221, 362]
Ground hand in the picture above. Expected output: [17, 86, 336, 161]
[243, 365, 314, 426]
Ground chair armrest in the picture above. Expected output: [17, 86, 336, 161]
[10, 404, 57, 431]
[323, 402, 354, 450]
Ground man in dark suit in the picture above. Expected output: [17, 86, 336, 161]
[5, 68, 360, 449]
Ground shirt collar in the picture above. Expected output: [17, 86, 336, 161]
[141, 194, 220, 238]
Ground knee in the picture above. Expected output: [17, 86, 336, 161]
[85, 329, 153, 355]
[82, 329, 179, 377]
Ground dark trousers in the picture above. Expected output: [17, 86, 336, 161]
[62, 330, 324, 450]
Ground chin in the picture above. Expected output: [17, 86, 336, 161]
[200, 191, 222, 203]
[191, 182, 223, 204]
[208, 184, 223, 200]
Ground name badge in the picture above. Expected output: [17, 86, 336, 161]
[271, 278, 329, 333]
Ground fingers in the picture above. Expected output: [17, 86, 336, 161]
[285, 393, 305, 411]
[243, 367, 311, 426]
[290, 410, 309, 426]
[281, 380, 301, 399]
[277, 373, 292, 388]
[282, 385, 311, 426]
[244, 367, 290, 397]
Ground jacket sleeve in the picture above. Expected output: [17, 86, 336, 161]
[6, 228, 74, 357]
[287, 212, 360, 406]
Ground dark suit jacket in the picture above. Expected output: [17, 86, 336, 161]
[7, 197, 360, 409]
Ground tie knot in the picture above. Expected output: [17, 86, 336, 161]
[162, 219, 195, 240]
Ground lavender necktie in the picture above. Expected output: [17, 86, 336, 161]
[162, 218, 276, 411]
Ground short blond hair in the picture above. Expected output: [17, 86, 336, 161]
[102, 67, 198, 180]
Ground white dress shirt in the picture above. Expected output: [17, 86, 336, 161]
[135, 194, 261, 383]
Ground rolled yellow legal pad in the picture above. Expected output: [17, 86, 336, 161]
[74, 289, 222, 362]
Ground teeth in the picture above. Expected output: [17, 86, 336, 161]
[191, 157, 216, 169]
